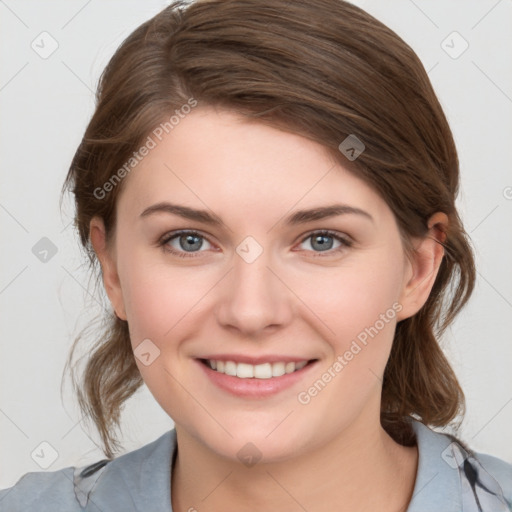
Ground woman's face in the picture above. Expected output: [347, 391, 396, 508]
[92, 106, 439, 462]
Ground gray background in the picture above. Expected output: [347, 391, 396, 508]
[1, 0, 511, 488]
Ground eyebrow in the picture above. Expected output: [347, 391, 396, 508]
[285, 204, 373, 224]
[140, 202, 225, 226]
[139, 202, 374, 226]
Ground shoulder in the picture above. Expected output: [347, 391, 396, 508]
[408, 419, 512, 511]
[473, 450, 512, 504]
[0, 466, 81, 511]
[0, 429, 176, 512]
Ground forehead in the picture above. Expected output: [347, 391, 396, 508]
[115, 107, 391, 227]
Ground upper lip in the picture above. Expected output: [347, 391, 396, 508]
[198, 354, 316, 365]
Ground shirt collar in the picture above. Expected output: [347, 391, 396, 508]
[406, 419, 462, 511]
[90, 428, 175, 511]
[90, 420, 465, 512]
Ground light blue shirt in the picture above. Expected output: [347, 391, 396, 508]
[1, 419, 511, 511]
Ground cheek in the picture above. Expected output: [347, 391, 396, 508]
[289, 254, 403, 382]
[294, 255, 402, 332]
[119, 255, 210, 339]
[120, 262, 209, 412]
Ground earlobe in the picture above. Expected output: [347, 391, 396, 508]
[396, 212, 448, 322]
[89, 217, 127, 321]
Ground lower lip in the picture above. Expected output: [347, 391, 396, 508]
[196, 359, 318, 398]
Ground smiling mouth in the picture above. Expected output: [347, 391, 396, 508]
[199, 359, 317, 379]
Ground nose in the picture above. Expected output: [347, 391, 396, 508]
[215, 244, 294, 337]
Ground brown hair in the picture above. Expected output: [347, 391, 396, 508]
[62, 0, 475, 457]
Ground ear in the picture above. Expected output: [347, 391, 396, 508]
[396, 212, 448, 322]
[89, 216, 127, 321]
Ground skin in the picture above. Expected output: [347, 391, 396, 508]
[90, 106, 447, 512]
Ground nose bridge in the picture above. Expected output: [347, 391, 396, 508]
[215, 236, 292, 334]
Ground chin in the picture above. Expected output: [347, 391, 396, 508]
[195, 415, 314, 465]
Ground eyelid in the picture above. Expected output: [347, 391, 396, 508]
[158, 229, 213, 246]
[297, 229, 352, 245]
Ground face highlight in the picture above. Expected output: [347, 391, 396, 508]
[91, 106, 441, 463]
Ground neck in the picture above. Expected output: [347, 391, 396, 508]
[171, 411, 418, 512]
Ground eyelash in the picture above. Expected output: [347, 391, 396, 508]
[158, 229, 353, 259]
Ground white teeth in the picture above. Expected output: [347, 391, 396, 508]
[254, 363, 272, 379]
[224, 361, 237, 376]
[272, 362, 286, 377]
[236, 363, 254, 378]
[206, 359, 310, 378]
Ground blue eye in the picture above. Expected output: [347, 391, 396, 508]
[158, 229, 352, 259]
[160, 231, 213, 257]
[298, 231, 352, 256]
